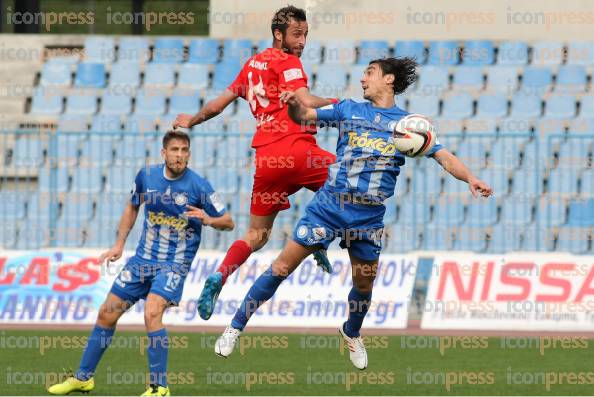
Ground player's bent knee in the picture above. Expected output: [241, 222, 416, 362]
[244, 228, 271, 251]
[97, 305, 119, 328]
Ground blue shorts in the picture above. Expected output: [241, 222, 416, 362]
[292, 189, 385, 261]
[110, 256, 190, 306]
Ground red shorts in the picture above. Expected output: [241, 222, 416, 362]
[250, 134, 336, 216]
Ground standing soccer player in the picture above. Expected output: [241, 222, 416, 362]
[47, 131, 234, 396]
[174, 5, 338, 320]
[213, 58, 493, 368]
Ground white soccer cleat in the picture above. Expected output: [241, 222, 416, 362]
[215, 326, 241, 357]
[339, 322, 368, 370]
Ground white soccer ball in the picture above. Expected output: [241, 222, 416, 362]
[392, 114, 437, 157]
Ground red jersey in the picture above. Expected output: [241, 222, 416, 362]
[228, 47, 316, 148]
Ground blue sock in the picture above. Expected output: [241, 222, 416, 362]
[344, 287, 372, 338]
[147, 328, 169, 387]
[231, 266, 286, 330]
[76, 325, 115, 381]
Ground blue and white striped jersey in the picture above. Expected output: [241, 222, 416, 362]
[130, 164, 226, 265]
[316, 99, 443, 202]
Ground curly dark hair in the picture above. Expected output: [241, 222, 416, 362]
[271, 5, 307, 36]
[368, 57, 418, 95]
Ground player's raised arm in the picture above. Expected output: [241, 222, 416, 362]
[432, 149, 493, 198]
[280, 91, 318, 123]
[293, 86, 337, 108]
[173, 89, 238, 129]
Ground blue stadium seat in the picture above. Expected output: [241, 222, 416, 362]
[324, 40, 356, 64]
[411, 165, 442, 196]
[54, 217, 86, 247]
[465, 118, 497, 135]
[358, 40, 390, 64]
[534, 117, 566, 138]
[109, 62, 140, 88]
[65, 94, 97, 115]
[55, 134, 81, 164]
[0, 191, 27, 220]
[452, 66, 484, 90]
[168, 92, 200, 115]
[212, 61, 242, 91]
[100, 93, 131, 115]
[463, 40, 494, 65]
[521, 140, 553, 171]
[522, 225, 555, 251]
[581, 169, 594, 197]
[454, 225, 488, 252]
[314, 64, 347, 94]
[17, 218, 49, 249]
[416, 66, 449, 94]
[105, 166, 138, 193]
[95, 193, 127, 219]
[394, 40, 425, 63]
[156, 114, 177, 134]
[441, 92, 473, 118]
[84, 37, 115, 62]
[511, 168, 544, 195]
[61, 192, 94, 221]
[479, 167, 509, 197]
[555, 65, 587, 93]
[496, 41, 528, 65]
[500, 199, 532, 225]
[554, 139, 589, 169]
[407, 94, 439, 118]
[38, 167, 69, 192]
[510, 93, 542, 118]
[39, 61, 71, 86]
[488, 139, 521, 169]
[397, 198, 431, 225]
[192, 116, 227, 134]
[542, 198, 567, 227]
[531, 41, 564, 65]
[71, 168, 103, 193]
[556, 227, 590, 254]
[27, 192, 52, 220]
[301, 40, 322, 67]
[118, 37, 150, 63]
[0, 221, 18, 249]
[153, 38, 184, 63]
[388, 222, 421, 252]
[579, 95, 594, 116]
[521, 67, 552, 92]
[80, 136, 114, 166]
[428, 41, 459, 65]
[177, 63, 209, 90]
[188, 38, 219, 64]
[547, 168, 578, 197]
[144, 63, 176, 88]
[423, 224, 455, 250]
[75, 62, 106, 88]
[57, 114, 89, 132]
[567, 41, 594, 65]
[114, 137, 147, 164]
[31, 91, 62, 115]
[487, 223, 522, 252]
[13, 137, 44, 167]
[545, 94, 577, 118]
[432, 118, 463, 136]
[499, 117, 533, 138]
[476, 94, 507, 118]
[222, 39, 253, 63]
[209, 167, 239, 194]
[92, 115, 122, 133]
[430, 198, 465, 226]
[567, 199, 594, 226]
[124, 114, 157, 133]
[134, 90, 166, 115]
[485, 66, 519, 92]
[454, 139, 487, 169]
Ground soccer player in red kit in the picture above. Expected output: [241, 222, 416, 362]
[173, 5, 337, 320]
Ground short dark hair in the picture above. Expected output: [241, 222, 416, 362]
[369, 57, 418, 95]
[163, 130, 190, 148]
[271, 5, 306, 36]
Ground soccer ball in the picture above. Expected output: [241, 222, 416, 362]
[392, 114, 437, 157]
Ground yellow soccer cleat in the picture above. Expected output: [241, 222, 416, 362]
[141, 384, 171, 396]
[47, 376, 94, 395]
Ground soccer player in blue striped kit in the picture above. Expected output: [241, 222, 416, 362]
[48, 130, 234, 396]
[214, 57, 492, 369]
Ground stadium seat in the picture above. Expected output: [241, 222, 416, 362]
[567, 199, 594, 226]
[168, 92, 200, 115]
[188, 38, 219, 64]
[300, 40, 322, 67]
[153, 38, 184, 63]
[39, 61, 71, 86]
[534, 117, 566, 138]
[118, 37, 150, 63]
[411, 165, 443, 196]
[358, 40, 390, 64]
[556, 227, 590, 254]
[428, 41, 460, 65]
[124, 114, 158, 133]
[92, 115, 122, 133]
[521, 67, 553, 92]
[486, 223, 522, 252]
[61, 192, 94, 221]
[222, 39, 253, 63]
[80, 136, 114, 166]
[109, 62, 140, 88]
[545, 94, 577, 118]
[65, 94, 97, 115]
[12, 137, 44, 168]
[84, 37, 115, 62]
[555, 65, 587, 93]
[31, 91, 63, 115]
[454, 139, 487, 169]
[579, 95, 594, 116]
[547, 168, 578, 197]
[388, 221, 421, 252]
[324, 40, 356, 64]
[144, 63, 176, 88]
[510, 93, 542, 118]
[17, 218, 49, 249]
[479, 167, 510, 196]
[432, 118, 463, 137]
[212, 61, 242, 91]
[57, 114, 89, 133]
[511, 168, 544, 196]
[415, 66, 449, 94]
[100, 93, 132, 115]
[0, 191, 27, 220]
[454, 225, 488, 252]
[55, 134, 81, 165]
[581, 169, 594, 198]
[499, 198, 533, 225]
[499, 117, 533, 138]
[177, 63, 209, 90]
[476, 93, 507, 118]
[314, 64, 347, 95]
[441, 92, 473, 118]
[451, 66, 484, 91]
[75, 62, 106, 88]
[496, 41, 528, 65]
[209, 167, 239, 194]
[95, 192, 128, 219]
[522, 224, 555, 251]
[407, 94, 439, 118]
[485, 66, 519, 92]
[134, 90, 166, 115]
[462, 40, 494, 65]
[430, 198, 465, 226]
[54, 217, 86, 247]
[27, 192, 53, 220]
[114, 136, 147, 165]
[488, 139, 521, 169]
[423, 224, 455, 250]
[394, 40, 425, 63]
[465, 118, 497, 135]
[567, 41, 594, 65]
[38, 167, 69, 192]
[531, 41, 564, 65]
[71, 167, 104, 193]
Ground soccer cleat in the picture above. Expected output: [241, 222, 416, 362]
[214, 326, 241, 357]
[47, 376, 94, 395]
[313, 249, 333, 274]
[197, 272, 223, 320]
[339, 322, 368, 370]
[141, 384, 170, 396]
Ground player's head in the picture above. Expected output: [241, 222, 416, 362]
[271, 5, 307, 57]
[362, 57, 418, 100]
[162, 130, 191, 177]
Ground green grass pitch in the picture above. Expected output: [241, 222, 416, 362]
[0, 329, 592, 395]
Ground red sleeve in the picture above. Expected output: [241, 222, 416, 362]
[227, 64, 248, 99]
[277, 55, 308, 91]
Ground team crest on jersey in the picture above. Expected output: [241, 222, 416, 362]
[312, 227, 326, 241]
[374, 113, 381, 123]
[174, 192, 188, 206]
[119, 270, 132, 283]
[297, 225, 308, 239]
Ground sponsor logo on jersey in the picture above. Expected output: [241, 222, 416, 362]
[347, 131, 396, 155]
[147, 210, 188, 232]
[283, 68, 303, 82]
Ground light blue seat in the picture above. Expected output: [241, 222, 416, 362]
[61, 192, 94, 221]
[80, 136, 114, 166]
[100, 93, 132, 115]
[545, 94, 576, 118]
[301, 40, 322, 67]
[579, 95, 594, 116]
[314, 64, 347, 94]
[222, 39, 253, 63]
[153, 38, 184, 63]
[118, 37, 150, 63]
[453, 139, 486, 169]
[94, 194, 128, 222]
[75, 62, 106, 88]
[581, 169, 594, 197]
[567, 42, 594, 65]
[144, 63, 175, 88]
[568, 117, 594, 134]
[13, 137, 44, 167]
[65, 94, 97, 115]
[485, 66, 519, 92]
[423, 224, 454, 250]
[84, 37, 115, 62]
[416, 66, 449, 94]
[388, 223, 420, 252]
[411, 165, 442, 196]
[0, 191, 27, 220]
[496, 41, 528, 65]
[54, 217, 85, 247]
[522, 225, 555, 251]
[38, 167, 69, 192]
[256, 39, 269, 53]
[105, 166, 138, 192]
[71, 167, 103, 193]
[465, 200, 497, 226]
[488, 139, 521, 169]
[114, 137, 147, 164]
[407, 94, 439, 118]
[463, 40, 494, 65]
[452, 66, 484, 90]
[430, 199, 465, 226]
[476, 93, 507, 118]
[168, 92, 200, 115]
[479, 167, 509, 196]
[57, 114, 89, 132]
[547, 168, 578, 196]
[92, 115, 122, 133]
[209, 167, 239, 194]
[510, 93, 541, 118]
[465, 118, 497, 135]
[511, 168, 544, 195]
[454, 225, 488, 252]
[499, 117, 533, 138]
[188, 38, 219, 64]
[124, 114, 157, 133]
[17, 218, 49, 249]
[31, 91, 62, 115]
[521, 67, 552, 92]
[324, 40, 356, 64]
[358, 40, 390, 64]
[432, 118, 463, 136]
[39, 61, 71, 86]
[109, 61, 140, 88]
[134, 90, 166, 115]
[442, 92, 473, 118]
[428, 41, 459, 65]
[177, 63, 209, 90]
[555, 65, 587, 93]
[531, 41, 564, 65]
[27, 192, 53, 221]
[212, 61, 242, 91]
[394, 40, 425, 63]
[487, 223, 522, 252]
[567, 199, 594, 226]
[556, 227, 590, 254]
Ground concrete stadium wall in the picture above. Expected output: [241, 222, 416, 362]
[209, 0, 594, 41]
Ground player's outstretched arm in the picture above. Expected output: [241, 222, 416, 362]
[293, 87, 336, 108]
[98, 202, 140, 264]
[173, 90, 238, 129]
[279, 91, 318, 124]
[432, 149, 493, 198]
[186, 205, 235, 231]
